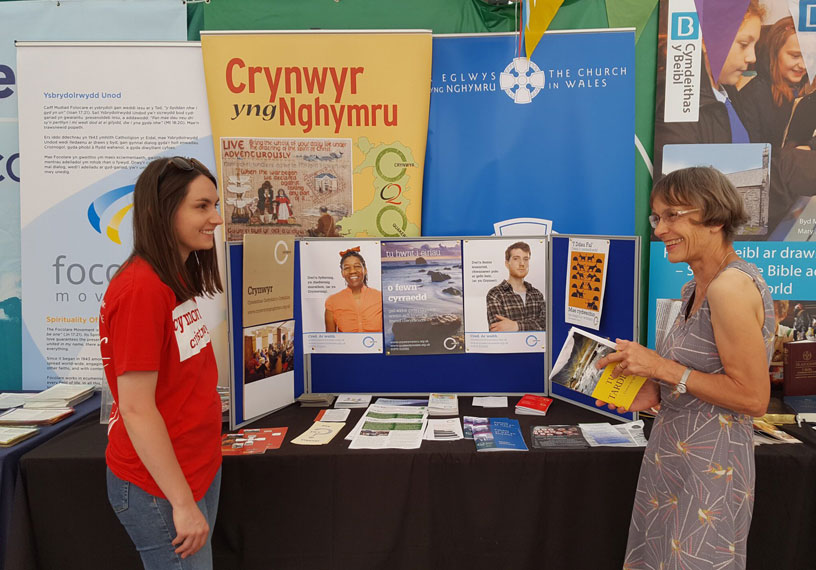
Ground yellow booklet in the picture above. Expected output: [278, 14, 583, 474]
[550, 326, 647, 409]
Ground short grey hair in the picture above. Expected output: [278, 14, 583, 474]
[651, 166, 748, 242]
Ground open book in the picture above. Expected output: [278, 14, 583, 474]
[550, 327, 647, 409]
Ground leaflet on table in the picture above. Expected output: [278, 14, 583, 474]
[375, 397, 429, 407]
[530, 425, 590, 449]
[472, 396, 508, 408]
[493, 218, 553, 237]
[348, 417, 427, 449]
[335, 394, 373, 408]
[291, 421, 345, 446]
[463, 416, 489, 439]
[300, 240, 383, 354]
[381, 240, 465, 355]
[423, 418, 464, 441]
[474, 418, 528, 451]
[315, 408, 351, 422]
[345, 404, 428, 441]
[579, 420, 647, 447]
[564, 238, 609, 330]
[463, 238, 547, 354]
[550, 327, 647, 409]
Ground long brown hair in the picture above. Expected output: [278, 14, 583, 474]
[119, 157, 223, 301]
[767, 17, 809, 106]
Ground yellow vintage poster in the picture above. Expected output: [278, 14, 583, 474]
[200, 30, 432, 242]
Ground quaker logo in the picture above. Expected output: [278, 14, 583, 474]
[0, 64, 15, 99]
[800, 0, 816, 31]
[499, 58, 546, 104]
[671, 12, 700, 40]
[87, 184, 135, 244]
[0, 151, 20, 183]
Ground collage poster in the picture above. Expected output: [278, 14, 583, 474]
[200, 30, 432, 242]
[564, 238, 610, 330]
[222, 137, 353, 242]
[649, 0, 816, 359]
[462, 238, 547, 354]
[299, 240, 383, 354]
[381, 240, 464, 356]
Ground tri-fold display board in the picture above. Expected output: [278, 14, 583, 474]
[227, 233, 640, 428]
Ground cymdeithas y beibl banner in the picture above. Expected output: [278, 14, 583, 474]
[17, 43, 229, 390]
[200, 31, 431, 242]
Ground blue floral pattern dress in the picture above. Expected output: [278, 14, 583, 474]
[623, 260, 775, 570]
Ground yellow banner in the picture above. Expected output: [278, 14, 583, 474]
[201, 31, 432, 242]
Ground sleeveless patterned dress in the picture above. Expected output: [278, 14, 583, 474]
[623, 260, 775, 570]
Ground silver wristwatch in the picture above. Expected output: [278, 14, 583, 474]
[675, 367, 692, 394]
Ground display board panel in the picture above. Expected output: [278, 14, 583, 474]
[548, 234, 640, 421]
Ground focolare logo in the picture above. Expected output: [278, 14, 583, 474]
[499, 57, 546, 104]
[87, 184, 134, 244]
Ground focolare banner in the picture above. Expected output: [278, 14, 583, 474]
[421, 31, 635, 237]
[649, 0, 816, 376]
[200, 30, 432, 243]
[17, 43, 229, 390]
[0, 0, 186, 390]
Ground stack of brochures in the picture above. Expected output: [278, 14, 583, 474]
[24, 383, 95, 408]
[473, 418, 528, 451]
[296, 393, 336, 407]
[423, 418, 464, 441]
[0, 426, 40, 447]
[0, 407, 74, 426]
[428, 393, 459, 416]
[334, 394, 372, 408]
[515, 394, 553, 416]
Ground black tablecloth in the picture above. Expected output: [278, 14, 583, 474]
[0, 393, 100, 570]
[6, 398, 816, 570]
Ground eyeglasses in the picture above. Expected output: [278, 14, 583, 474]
[648, 208, 699, 229]
[157, 156, 205, 184]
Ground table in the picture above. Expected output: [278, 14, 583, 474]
[0, 393, 100, 570]
[6, 397, 816, 570]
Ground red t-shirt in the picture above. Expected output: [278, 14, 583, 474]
[100, 257, 221, 501]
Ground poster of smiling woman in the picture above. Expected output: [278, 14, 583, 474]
[300, 239, 383, 354]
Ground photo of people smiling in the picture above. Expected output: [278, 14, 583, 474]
[299, 240, 383, 354]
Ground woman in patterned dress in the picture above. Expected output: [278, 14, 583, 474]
[597, 166, 775, 570]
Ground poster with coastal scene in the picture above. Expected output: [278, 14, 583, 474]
[381, 240, 464, 355]
[564, 238, 610, 330]
[462, 238, 547, 354]
[300, 239, 383, 354]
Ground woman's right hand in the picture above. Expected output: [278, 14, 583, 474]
[171, 501, 210, 558]
[594, 379, 660, 414]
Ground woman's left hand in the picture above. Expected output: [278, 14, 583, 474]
[596, 338, 664, 379]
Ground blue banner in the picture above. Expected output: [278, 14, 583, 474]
[0, 0, 186, 389]
[422, 31, 635, 236]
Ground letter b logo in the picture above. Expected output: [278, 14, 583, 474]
[671, 12, 699, 40]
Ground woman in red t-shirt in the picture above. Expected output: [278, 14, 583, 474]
[100, 156, 223, 570]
